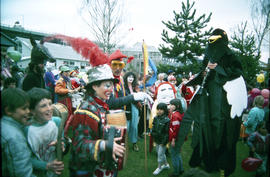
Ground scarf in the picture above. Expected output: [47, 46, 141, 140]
[93, 96, 109, 111]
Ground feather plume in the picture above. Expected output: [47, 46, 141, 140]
[43, 34, 108, 66]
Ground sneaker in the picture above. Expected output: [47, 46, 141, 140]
[161, 164, 170, 170]
[153, 167, 163, 175]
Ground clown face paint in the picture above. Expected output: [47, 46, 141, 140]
[127, 75, 134, 83]
[93, 81, 114, 100]
[156, 83, 175, 104]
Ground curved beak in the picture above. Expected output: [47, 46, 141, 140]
[209, 35, 222, 44]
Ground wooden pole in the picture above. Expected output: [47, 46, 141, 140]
[55, 104, 69, 177]
[143, 83, 148, 172]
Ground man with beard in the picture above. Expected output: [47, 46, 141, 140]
[22, 37, 55, 91]
[177, 28, 247, 177]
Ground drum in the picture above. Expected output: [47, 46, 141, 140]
[104, 110, 127, 170]
[106, 110, 127, 127]
[52, 103, 69, 120]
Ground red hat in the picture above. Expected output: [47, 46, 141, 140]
[109, 49, 134, 63]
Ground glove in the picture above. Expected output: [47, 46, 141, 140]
[133, 92, 154, 104]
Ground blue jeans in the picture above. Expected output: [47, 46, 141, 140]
[127, 104, 139, 143]
[170, 141, 184, 175]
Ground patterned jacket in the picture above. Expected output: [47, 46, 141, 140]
[69, 95, 114, 176]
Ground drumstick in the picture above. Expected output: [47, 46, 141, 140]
[56, 107, 69, 161]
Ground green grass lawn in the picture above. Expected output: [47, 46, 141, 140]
[63, 134, 256, 177]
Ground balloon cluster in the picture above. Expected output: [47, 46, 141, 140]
[261, 89, 269, 107]
[248, 88, 269, 109]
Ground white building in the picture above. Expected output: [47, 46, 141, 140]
[16, 37, 89, 71]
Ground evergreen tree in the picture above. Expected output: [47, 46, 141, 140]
[230, 22, 261, 88]
[159, 0, 212, 75]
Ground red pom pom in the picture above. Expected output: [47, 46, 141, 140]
[127, 56, 134, 63]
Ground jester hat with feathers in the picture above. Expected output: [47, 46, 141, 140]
[42, 34, 134, 84]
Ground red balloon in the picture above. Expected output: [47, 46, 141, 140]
[241, 157, 263, 172]
[261, 89, 269, 99]
[263, 98, 269, 108]
[251, 88, 261, 98]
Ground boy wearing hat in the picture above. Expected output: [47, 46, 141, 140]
[55, 65, 80, 118]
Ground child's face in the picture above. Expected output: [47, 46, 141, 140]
[31, 98, 53, 123]
[9, 104, 31, 125]
[169, 104, 176, 112]
[157, 109, 165, 116]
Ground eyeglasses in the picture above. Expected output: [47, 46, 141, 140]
[111, 61, 125, 69]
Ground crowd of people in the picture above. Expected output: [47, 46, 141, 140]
[1, 29, 269, 177]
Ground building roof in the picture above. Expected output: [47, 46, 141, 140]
[17, 37, 86, 61]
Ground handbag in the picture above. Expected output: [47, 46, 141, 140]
[240, 123, 248, 138]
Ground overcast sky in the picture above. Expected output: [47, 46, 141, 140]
[1, 0, 268, 62]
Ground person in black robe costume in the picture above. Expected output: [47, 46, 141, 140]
[177, 28, 244, 177]
[22, 37, 55, 91]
